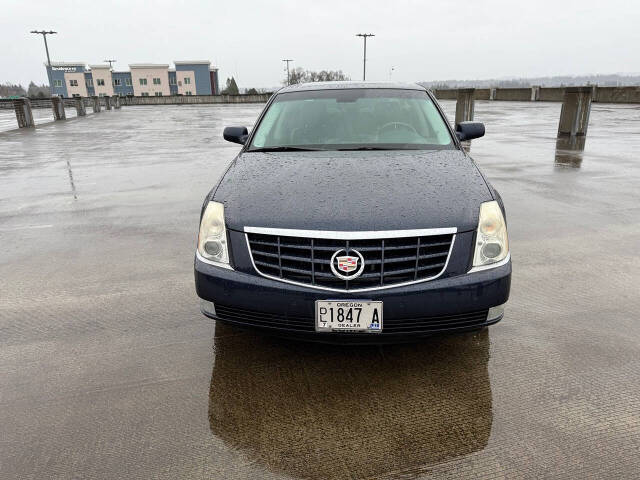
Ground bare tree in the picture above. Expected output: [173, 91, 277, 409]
[288, 67, 306, 85]
[286, 68, 350, 85]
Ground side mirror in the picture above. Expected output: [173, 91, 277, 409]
[223, 126, 249, 145]
[456, 122, 485, 141]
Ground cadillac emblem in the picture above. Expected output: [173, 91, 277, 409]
[330, 249, 365, 280]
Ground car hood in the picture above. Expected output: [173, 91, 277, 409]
[214, 150, 492, 233]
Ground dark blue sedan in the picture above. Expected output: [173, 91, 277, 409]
[195, 82, 511, 343]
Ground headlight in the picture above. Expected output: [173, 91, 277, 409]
[197, 201, 231, 267]
[472, 201, 509, 269]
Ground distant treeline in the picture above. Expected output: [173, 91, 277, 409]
[420, 74, 640, 89]
[225, 67, 350, 95]
[0, 82, 51, 98]
[286, 68, 349, 85]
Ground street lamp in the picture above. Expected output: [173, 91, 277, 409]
[104, 59, 117, 69]
[356, 33, 374, 81]
[282, 59, 293, 85]
[31, 30, 57, 92]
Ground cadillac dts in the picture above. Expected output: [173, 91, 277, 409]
[194, 82, 511, 343]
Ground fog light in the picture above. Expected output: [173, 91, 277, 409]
[200, 300, 216, 316]
[487, 304, 505, 322]
[204, 239, 223, 256]
[481, 242, 502, 259]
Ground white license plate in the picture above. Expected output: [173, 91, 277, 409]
[315, 300, 383, 333]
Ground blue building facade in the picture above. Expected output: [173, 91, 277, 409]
[175, 61, 212, 95]
[168, 71, 178, 96]
[84, 72, 95, 96]
[112, 72, 134, 96]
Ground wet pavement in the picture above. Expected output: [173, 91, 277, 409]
[1, 101, 640, 479]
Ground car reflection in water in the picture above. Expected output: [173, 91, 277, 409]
[208, 322, 493, 479]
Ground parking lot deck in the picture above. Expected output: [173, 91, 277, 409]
[1, 102, 639, 478]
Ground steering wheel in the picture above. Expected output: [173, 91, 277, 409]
[377, 122, 418, 137]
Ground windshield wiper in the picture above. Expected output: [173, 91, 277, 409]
[248, 146, 323, 152]
[336, 146, 395, 151]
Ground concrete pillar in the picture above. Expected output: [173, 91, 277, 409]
[531, 86, 540, 101]
[455, 89, 475, 152]
[557, 86, 592, 150]
[455, 88, 475, 126]
[92, 96, 101, 113]
[489, 88, 496, 101]
[104, 95, 112, 110]
[14, 98, 35, 128]
[555, 87, 593, 167]
[75, 97, 86, 116]
[51, 96, 66, 120]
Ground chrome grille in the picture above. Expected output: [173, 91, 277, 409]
[246, 230, 455, 291]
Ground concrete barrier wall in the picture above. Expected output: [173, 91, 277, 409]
[539, 88, 565, 102]
[433, 86, 640, 103]
[474, 89, 491, 100]
[434, 88, 531, 101]
[433, 89, 457, 100]
[121, 88, 633, 105]
[494, 88, 532, 101]
[121, 94, 272, 106]
[594, 86, 640, 104]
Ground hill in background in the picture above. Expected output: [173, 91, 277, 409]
[420, 74, 640, 89]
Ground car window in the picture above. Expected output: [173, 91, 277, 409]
[249, 88, 454, 150]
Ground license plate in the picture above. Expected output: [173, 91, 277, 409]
[315, 300, 383, 333]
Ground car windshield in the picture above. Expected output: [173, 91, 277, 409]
[248, 88, 455, 151]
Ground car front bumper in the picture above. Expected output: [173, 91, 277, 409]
[195, 252, 511, 344]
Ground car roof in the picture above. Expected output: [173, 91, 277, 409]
[277, 81, 427, 94]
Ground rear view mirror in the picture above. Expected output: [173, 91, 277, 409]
[223, 126, 249, 145]
[456, 122, 485, 141]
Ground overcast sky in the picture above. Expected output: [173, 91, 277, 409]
[2, 0, 639, 89]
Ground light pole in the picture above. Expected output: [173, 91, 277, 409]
[31, 30, 57, 92]
[356, 33, 374, 81]
[282, 59, 293, 85]
[104, 59, 117, 69]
